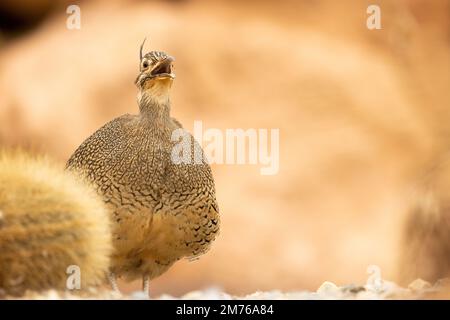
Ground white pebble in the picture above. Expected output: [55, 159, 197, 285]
[316, 281, 340, 297]
[408, 278, 432, 292]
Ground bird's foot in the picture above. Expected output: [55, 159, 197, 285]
[108, 272, 122, 297]
[143, 275, 150, 299]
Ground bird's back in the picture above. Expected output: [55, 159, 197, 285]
[67, 114, 167, 203]
[67, 113, 168, 237]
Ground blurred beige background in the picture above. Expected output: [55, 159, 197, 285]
[0, 0, 449, 296]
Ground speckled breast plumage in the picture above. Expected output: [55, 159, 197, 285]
[67, 114, 220, 280]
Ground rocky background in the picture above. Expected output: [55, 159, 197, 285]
[0, 0, 449, 298]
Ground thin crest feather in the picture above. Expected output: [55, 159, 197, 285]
[140, 37, 147, 61]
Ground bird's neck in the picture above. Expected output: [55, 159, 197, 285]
[138, 90, 171, 123]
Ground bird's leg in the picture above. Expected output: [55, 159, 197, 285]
[143, 275, 150, 299]
[108, 272, 121, 294]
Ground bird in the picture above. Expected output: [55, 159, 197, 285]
[398, 153, 450, 285]
[66, 39, 220, 296]
[0, 150, 112, 297]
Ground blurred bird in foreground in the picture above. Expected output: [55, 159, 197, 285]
[399, 153, 450, 284]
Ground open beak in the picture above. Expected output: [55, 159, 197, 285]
[135, 56, 175, 86]
[150, 56, 175, 79]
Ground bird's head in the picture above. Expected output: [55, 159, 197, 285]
[135, 39, 175, 105]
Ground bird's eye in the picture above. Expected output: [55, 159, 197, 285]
[142, 61, 149, 69]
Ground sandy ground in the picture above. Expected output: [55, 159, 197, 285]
[12, 277, 450, 300]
